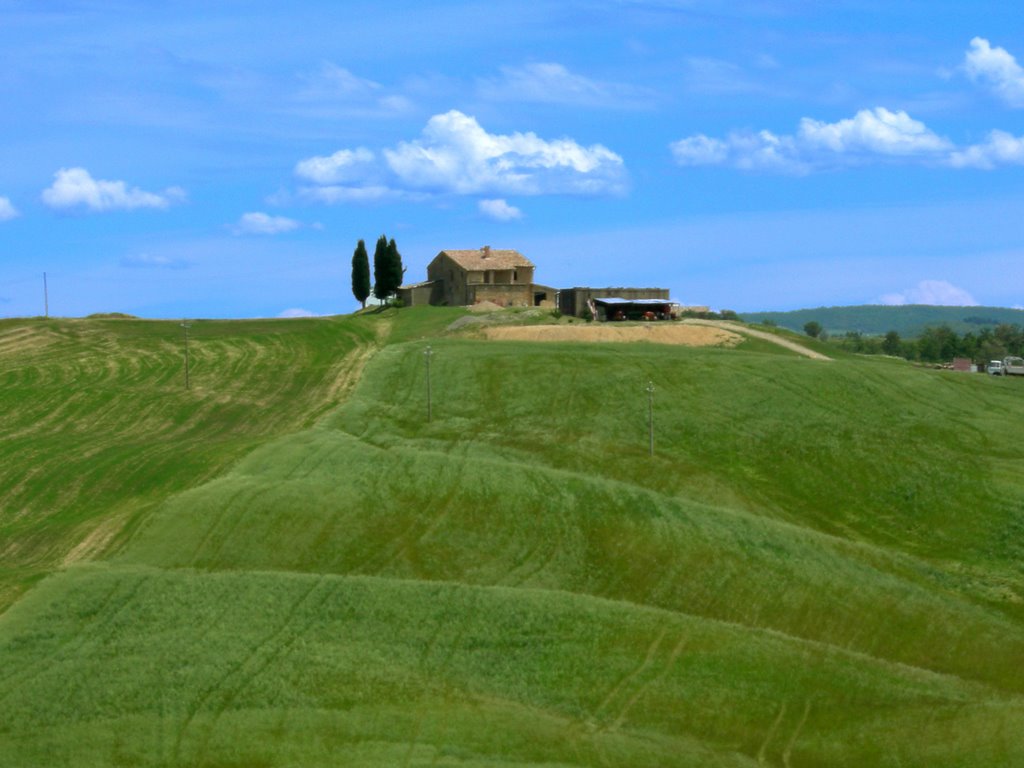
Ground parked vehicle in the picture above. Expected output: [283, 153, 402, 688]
[1003, 356, 1024, 376]
[990, 360, 1004, 375]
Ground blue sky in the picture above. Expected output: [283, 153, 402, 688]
[3, 0, 1024, 318]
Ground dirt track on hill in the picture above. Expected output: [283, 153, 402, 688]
[481, 320, 831, 359]
[482, 323, 743, 346]
[682, 319, 832, 360]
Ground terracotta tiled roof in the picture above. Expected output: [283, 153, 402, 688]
[439, 248, 533, 271]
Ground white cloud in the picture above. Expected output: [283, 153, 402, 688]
[292, 63, 414, 117]
[231, 212, 301, 235]
[297, 110, 626, 201]
[299, 185, 398, 204]
[878, 280, 978, 306]
[671, 108, 950, 172]
[120, 253, 191, 269]
[478, 198, 523, 221]
[0, 196, 19, 221]
[799, 108, 952, 155]
[964, 37, 1024, 108]
[478, 62, 651, 108]
[671, 129, 804, 172]
[41, 168, 184, 212]
[294, 148, 375, 184]
[384, 110, 626, 195]
[278, 308, 317, 318]
[949, 129, 1024, 169]
[670, 134, 730, 166]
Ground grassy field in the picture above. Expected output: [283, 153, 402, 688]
[2, 307, 1024, 766]
[0, 314, 378, 607]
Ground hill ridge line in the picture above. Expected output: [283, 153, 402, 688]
[56, 560, 1012, 698]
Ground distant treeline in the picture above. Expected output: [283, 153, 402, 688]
[742, 304, 1024, 337]
[829, 323, 1024, 363]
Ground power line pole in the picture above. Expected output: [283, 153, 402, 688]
[43, 272, 48, 318]
[646, 380, 655, 457]
[424, 345, 433, 422]
[181, 321, 192, 390]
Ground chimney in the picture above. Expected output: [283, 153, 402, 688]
[481, 245, 491, 259]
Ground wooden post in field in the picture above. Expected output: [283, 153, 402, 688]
[181, 321, 192, 390]
[424, 345, 433, 422]
[646, 380, 655, 456]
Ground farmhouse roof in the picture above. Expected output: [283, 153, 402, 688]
[594, 297, 671, 306]
[398, 280, 436, 290]
[439, 247, 533, 271]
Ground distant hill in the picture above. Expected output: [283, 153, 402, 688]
[741, 304, 1024, 336]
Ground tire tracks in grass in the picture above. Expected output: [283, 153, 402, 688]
[173, 574, 331, 765]
[590, 629, 666, 729]
[0, 570, 151, 704]
[401, 588, 479, 768]
[501, 495, 569, 589]
[608, 633, 687, 733]
[183, 486, 254, 567]
[350, 464, 460, 577]
[757, 699, 812, 768]
[585, 628, 689, 736]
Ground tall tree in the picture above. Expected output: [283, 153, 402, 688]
[372, 234, 404, 302]
[387, 238, 404, 295]
[803, 320, 822, 339]
[882, 330, 901, 356]
[372, 234, 390, 301]
[351, 239, 370, 309]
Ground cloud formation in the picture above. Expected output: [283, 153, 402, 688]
[949, 129, 1024, 169]
[385, 111, 626, 195]
[232, 212, 301, 235]
[878, 280, 978, 307]
[292, 63, 414, 117]
[478, 198, 523, 221]
[0, 196, 19, 221]
[41, 168, 184, 212]
[294, 148, 376, 184]
[119, 253, 191, 270]
[964, 37, 1024, 107]
[278, 308, 317, 318]
[672, 108, 953, 172]
[295, 110, 627, 201]
[478, 62, 651, 108]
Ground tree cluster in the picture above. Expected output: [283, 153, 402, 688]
[831, 323, 1024, 364]
[351, 234, 404, 307]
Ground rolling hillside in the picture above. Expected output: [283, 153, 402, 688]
[2, 308, 1024, 767]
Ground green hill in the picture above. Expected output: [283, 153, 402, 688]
[2, 309, 1024, 766]
[740, 304, 1024, 336]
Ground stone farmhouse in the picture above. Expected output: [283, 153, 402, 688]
[399, 246, 557, 309]
[397, 246, 669, 318]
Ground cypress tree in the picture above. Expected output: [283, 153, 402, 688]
[351, 239, 370, 309]
[372, 234, 390, 301]
[386, 238, 404, 296]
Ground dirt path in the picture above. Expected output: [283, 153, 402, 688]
[482, 323, 743, 347]
[682, 319, 832, 360]
[481, 319, 830, 359]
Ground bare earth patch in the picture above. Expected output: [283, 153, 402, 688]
[482, 323, 743, 346]
[62, 513, 129, 566]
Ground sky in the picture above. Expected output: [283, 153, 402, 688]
[3, 0, 1024, 318]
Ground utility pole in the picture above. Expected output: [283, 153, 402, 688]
[424, 345, 433, 422]
[43, 272, 48, 318]
[646, 380, 655, 457]
[181, 321, 192, 390]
